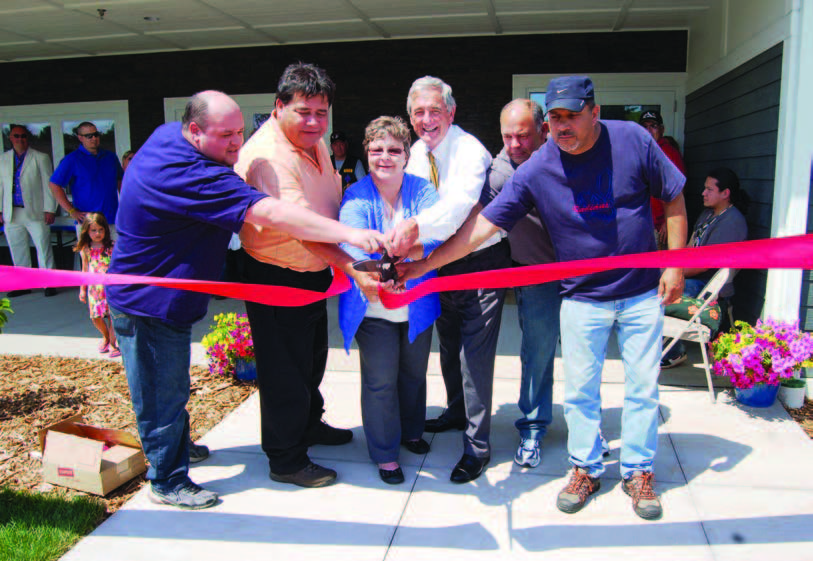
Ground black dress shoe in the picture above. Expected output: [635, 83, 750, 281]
[424, 417, 466, 433]
[378, 466, 404, 485]
[44, 288, 58, 297]
[401, 438, 430, 455]
[7, 289, 31, 298]
[450, 454, 489, 484]
[269, 462, 337, 488]
[304, 420, 353, 446]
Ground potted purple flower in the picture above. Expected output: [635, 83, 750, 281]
[201, 313, 256, 380]
[712, 318, 813, 407]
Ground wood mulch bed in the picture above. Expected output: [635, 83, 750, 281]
[787, 396, 813, 439]
[0, 355, 254, 518]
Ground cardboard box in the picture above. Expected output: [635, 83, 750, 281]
[38, 414, 147, 495]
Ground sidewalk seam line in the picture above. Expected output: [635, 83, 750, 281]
[664, 405, 713, 549]
[382, 432, 434, 560]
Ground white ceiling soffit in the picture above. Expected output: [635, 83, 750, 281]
[0, 0, 709, 63]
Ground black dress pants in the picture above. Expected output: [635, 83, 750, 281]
[243, 255, 331, 474]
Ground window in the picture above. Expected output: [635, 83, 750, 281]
[514, 73, 686, 145]
[164, 94, 333, 142]
[0, 100, 131, 164]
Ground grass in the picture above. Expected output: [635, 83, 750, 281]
[0, 487, 106, 561]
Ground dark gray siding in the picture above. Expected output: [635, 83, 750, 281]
[0, 31, 687, 157]
[802, 166, 813, 330]
[683, 43, 783, 324]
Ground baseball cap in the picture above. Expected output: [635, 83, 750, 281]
[639, 110, 663, 125]
[330, 131, 347, 143]
[545, 76, 595, 113]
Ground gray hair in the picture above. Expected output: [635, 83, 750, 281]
[407, 76, 456, 115]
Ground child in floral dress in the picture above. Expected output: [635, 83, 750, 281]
[75, 213, 119, 357]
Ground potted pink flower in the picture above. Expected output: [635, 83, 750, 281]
[712, 318, 813, 407]
[201, 313, 255, 380]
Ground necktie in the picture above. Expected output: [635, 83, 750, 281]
[428, 151, 439, 188]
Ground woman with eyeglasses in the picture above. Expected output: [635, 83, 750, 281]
[338, 116, 441, 484]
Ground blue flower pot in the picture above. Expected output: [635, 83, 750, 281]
[234, 359, 257, 381]
[734, 383, 780, 407]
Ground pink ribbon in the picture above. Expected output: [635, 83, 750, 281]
[1, 234, 812, 308]
[0, 265, 351, 307]
[380, 234, 813, 308]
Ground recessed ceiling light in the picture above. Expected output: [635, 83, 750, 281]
[143, 16, 160, 22]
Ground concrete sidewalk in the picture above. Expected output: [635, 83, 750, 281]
[2, 290, 813, 560]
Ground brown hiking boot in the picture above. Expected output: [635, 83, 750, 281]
[622, 471, 662, 520]
[556, 467, 601, 513]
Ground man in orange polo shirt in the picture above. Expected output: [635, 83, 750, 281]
[236, 62, 377, 488]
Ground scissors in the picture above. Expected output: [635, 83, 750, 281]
[351, 250, 399, 283]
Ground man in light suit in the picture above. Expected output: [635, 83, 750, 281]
[0, 124, 58, 297]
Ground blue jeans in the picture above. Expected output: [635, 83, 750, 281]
[514, 281, 561, 441]
[111, 307, 193, 491]
[560, 289, 663, 479]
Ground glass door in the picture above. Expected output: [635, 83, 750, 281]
[514, 73, 686, 146]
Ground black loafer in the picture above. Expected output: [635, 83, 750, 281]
[450, 454, 489, 484]
[269, 462, 337, 488]
[424, 417, 466, 433]
[7, 289, 31, 298]
[401, 438, 430, 455]
[44, 288, 58, 297]
[379, 467, 404, 485]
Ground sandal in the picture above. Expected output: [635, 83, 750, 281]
[98, 340, 110, 353]
[108, 348, 122, 358]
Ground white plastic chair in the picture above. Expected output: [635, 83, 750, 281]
[662, 268, 733, 403]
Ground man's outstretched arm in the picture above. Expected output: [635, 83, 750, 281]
[396, 207, 501, 283]
[245, 197, 386, 253]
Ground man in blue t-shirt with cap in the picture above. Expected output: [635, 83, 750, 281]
[395, 76, 687, 521]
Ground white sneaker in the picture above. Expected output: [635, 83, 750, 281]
[514, 438, 541, 468]
[660, 352, 688, 369]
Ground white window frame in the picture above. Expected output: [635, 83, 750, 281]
[0, 100, 131, 163]
[513, 73, 687, 146]
[164, 93, 334, 143]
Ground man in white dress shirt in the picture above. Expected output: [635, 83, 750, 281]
[0, 124, 58, 297]
[389, 76, 511, 483]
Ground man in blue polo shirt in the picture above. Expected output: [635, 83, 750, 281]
[395, 76, 687, 521]
[49, 121, 122, 235]
[107, 90, 384, 510]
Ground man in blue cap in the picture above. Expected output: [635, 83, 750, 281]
[395, 76, 687, 520]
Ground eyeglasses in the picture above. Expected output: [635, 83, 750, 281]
[79, 132, 101, 139]
[11, 134, 27, 139]
[368, 147, 405, 157]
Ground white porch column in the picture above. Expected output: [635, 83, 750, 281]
[764, 0, 813, 322]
